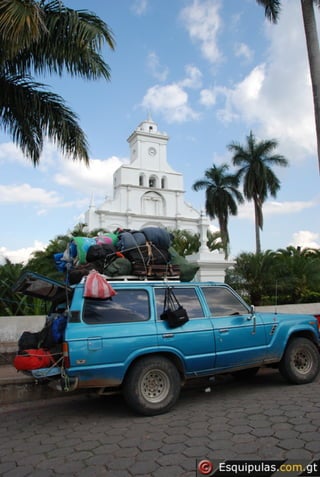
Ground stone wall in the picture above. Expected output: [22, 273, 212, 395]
[0, 316, 45, 353]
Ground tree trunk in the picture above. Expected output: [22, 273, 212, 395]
[254, 200, 262, 254]
[218, 217, 229, 259]
[301, 0, 320, 173]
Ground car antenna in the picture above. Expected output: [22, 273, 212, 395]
[274, 280, 278, 315]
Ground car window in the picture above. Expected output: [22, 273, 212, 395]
[155, 287, 204, 319]
[83, 289, 150, 324]
[202, 286, 249, 317]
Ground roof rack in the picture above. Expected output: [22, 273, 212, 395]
[104, 275, 180, 282]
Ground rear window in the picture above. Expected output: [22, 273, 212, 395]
[83, 289, 150, 324]
[202, 286, 249, 317]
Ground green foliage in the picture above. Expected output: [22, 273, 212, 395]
[225, 250, 277, 305]
[26, 234, 71, 280]
[207, 230, 223, 252]
[228, 131, 288, 254]
[0, 259, 47, 315]
[272, 246, 320, 304]
[170, 229, 224, 257]
[0, 0, 115, 164]
[170, 229, 200, 257]
[226, 247, 320, 306]
[192, 163, 243, 259]
[1, 222, 319, 315]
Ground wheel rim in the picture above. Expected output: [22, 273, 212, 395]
[292, 348, 313, 375]
[140, 368, 170, 403]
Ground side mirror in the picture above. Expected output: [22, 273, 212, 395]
[247, 305, 255, 320]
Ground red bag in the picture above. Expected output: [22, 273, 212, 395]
[83, 270, 117, 299]
[13, 349, 54, 371]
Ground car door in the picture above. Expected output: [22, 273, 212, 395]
[201, 285, 267, 370]
[154, 286, 215, 375]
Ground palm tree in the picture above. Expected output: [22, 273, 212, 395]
[228, 131, 288, 254]
[0, 0, 115, 165]
[207, 229, 224, 253]
[274, 246, 320, 302]
[26, 233, 72, 279]
[170, 229, 200, 258]
[0, 259, 43, 315]
[192, 163, 244, 259]
[225, 250, 277, 305]
[256, 0, 320, 172]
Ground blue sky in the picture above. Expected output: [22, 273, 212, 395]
[1, 0, 319, 264]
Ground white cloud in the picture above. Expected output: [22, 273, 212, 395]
[180, 0, 222, 64]
[213, 0, 316, 161]
[131, 0, 148, 16]
[0, 142, 29, 165]
[216, 64, 265, 122]
[263, 200, 315, 216]
[0, 240, 46, 265]
[54, 156, 126, 197]
[0, 183, 60, 205]
[0, 139, 64, 169]
[142, 64, 203, 123]
[142, 83, 200, 123]
[237, 199, 315, 221]
[234, 42, 253, 62]
[290, 231, 320, 250]
[200, 88, 217, 107]
[179, 65, 203, 89]
[147, 52, 169, 82]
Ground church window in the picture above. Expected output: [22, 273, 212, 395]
[161, 176, 167, 189]
[142, 191, 165, 216]
[149, 175, 157, 188]
[139, 174, 144, 186]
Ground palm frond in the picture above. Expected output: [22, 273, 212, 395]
[0, 0, 46, 57]
[0, 73, 89, 165]
[256, 0, 281, 23]
[2, 1, 115, 80]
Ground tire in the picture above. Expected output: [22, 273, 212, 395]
[232, 367, 260, 381]
[279, 338, 320, 384]
[123, 356, 181, 416]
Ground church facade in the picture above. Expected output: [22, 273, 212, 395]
[85, 117, 203, 234]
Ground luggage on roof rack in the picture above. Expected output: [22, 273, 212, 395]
[52, 227, 199, 284]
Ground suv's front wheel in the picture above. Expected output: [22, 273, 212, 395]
[279, 337, 320, 384]
[123, 356, 181, 416]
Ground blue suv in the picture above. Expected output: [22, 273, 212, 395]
[14, 272, 320, 415]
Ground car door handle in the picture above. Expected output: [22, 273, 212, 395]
[162, 333, 174, 338]
[218, 328, 229, 333]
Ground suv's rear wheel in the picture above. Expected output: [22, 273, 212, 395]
[279, 337, 320, 384]
[123, 356, 181, 415]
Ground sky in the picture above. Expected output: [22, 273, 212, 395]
[1, 0, 320, 264]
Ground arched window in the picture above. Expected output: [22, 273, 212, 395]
[141, 191, 165, 216]
[161, 176, 167, 189]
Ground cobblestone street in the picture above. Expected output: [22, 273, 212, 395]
[0, 369, 320, 477]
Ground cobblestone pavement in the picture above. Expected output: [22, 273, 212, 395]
[0, 369, 320, 477]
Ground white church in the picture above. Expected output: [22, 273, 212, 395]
[85, 116, 202, 233]
[84, 117, 231, 281]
